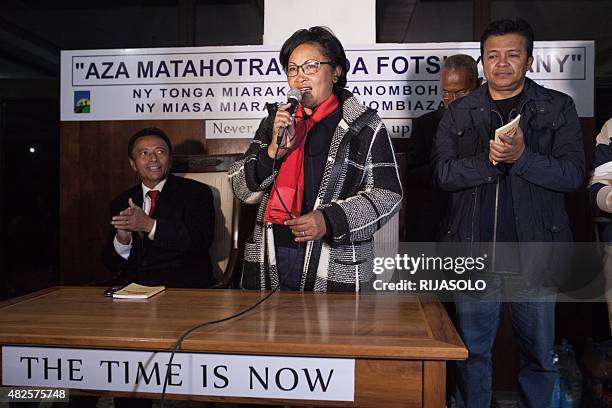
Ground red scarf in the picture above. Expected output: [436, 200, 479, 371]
[264, 93, 339, 224]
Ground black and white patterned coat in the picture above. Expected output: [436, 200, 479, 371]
[228, 90, 403, 292]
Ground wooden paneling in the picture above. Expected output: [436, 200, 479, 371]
[59, 120, 252, 285]
[355, 359, 422, 407]
[206, 138, 250, 156]
[472, 0, 491, 41]
[423, 361, 446, 408]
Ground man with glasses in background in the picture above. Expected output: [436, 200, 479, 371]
[405, 54, 480, 241]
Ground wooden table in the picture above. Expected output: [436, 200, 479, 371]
[0, 287, 466, 407]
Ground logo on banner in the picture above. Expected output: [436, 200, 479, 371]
[74, 91, 91, 113]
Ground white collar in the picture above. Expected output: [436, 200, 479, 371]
[142, 178, 167, 196]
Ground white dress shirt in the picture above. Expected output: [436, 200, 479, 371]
[113, 179, 167, 260]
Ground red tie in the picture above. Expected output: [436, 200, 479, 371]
[147, 190, 160, 216]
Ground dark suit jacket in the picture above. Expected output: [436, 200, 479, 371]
[405, 107, 449, 241]
[102, 174, 215, 288]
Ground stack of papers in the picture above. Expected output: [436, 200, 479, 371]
[492, 114, 521, 165]
[112, 283, 165, 299]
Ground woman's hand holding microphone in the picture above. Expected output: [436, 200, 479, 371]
[267, 88, 302, 160]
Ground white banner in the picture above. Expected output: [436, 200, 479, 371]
[60, 41, 595, 135]
[2, 346, 355, 401]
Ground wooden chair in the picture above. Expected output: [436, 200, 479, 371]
[172, 154, 257, 288]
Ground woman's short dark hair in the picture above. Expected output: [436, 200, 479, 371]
[279, 26, 348, 95]
[480, 18, 534, 58]
[127, 127, 172, 158]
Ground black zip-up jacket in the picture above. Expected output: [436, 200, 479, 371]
[432, 78, 585, 244]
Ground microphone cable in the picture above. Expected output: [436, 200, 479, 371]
[270, 110, 311, 221]
[271, 115, 301, 220]
[160, 111, 306, 407]
[160, 148, 285, 406]
[269, 117, 308, 296]
[159, 284, 280, 407]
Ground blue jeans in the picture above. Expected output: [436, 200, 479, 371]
[275, 245, 305, 291]
[454, 276, 557, 408]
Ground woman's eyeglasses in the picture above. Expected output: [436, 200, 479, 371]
[285, 60, 333, 77]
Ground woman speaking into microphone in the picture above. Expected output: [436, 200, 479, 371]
[229, 26, 402, 292]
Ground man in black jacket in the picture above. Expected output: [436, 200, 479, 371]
[405, 54, 479, 241]
[102, 127, 215, 289]
[432, 19, 584, 407]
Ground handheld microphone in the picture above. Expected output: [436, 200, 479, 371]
[277, 88, 302, 146]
